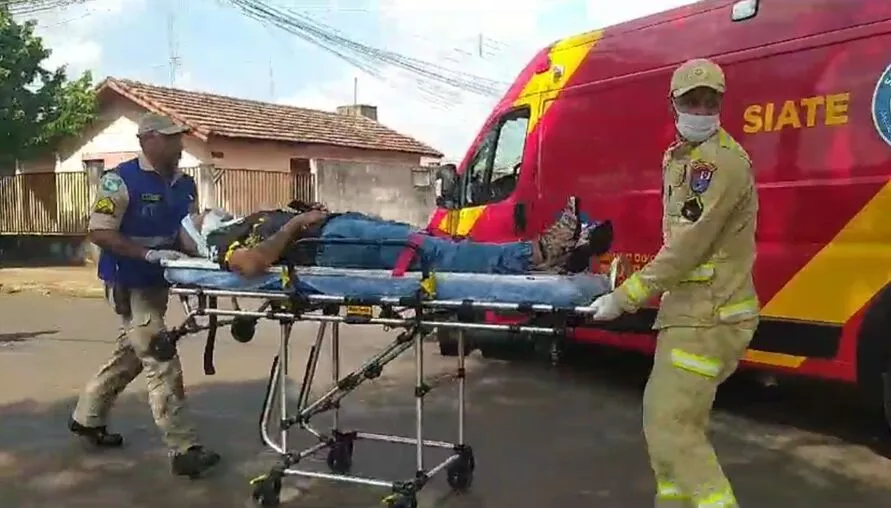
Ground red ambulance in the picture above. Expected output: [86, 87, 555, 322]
[429, 0, 891, 427]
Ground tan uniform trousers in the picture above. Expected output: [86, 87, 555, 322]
[71, 285, 199, 453]
[643, 320, 756, 508]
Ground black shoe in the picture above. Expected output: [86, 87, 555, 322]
[171, 445, 221, 478]
[563, 221, 614, 274]
[68, 418, 124, 448]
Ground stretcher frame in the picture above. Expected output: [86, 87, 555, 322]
[162, 238, 620, 508]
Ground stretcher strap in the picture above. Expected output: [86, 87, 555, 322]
[391, 233, 425, 277]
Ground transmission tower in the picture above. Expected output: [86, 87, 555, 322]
[167, 0, 181, 86]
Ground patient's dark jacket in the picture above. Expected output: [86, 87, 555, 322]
[206, 201, 336, 269]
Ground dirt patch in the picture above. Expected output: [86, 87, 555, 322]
[0, 267, 104, 299]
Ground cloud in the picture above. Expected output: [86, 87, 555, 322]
[13, 0, 140, 75]
[281, 0, 700, 160]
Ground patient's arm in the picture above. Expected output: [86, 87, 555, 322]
[227, 210, 327, 277]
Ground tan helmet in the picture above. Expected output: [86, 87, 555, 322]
[670, 58, 726, 98]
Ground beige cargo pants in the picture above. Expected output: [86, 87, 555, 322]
[71, 285, 200, 452]
[642, 320, 756, 507]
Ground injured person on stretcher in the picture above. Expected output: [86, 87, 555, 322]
[175, 197, 612, 278]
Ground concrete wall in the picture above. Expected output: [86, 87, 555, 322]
[315, 160, 435, 227]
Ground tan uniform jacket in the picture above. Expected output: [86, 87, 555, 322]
[614, 128, 760, 328]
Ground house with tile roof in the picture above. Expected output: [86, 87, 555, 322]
[0, 78, 443, 246]
[75, 77, 443, 173]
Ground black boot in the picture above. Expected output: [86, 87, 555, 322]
[171, 445, 221, 478]
[68, 418, 124, 448]
[563, 221, 614, 274]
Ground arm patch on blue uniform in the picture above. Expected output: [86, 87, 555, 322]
[99, 172, 124, 194]
[93, 197, 116, 215]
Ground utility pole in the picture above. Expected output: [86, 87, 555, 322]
[478, 33, 483, 58]
[353, 76, 358, 104]
[167, 0, 181, 86]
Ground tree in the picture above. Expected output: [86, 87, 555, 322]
[0, 6, 97, 172]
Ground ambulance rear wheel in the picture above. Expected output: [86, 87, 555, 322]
[479, 341, 531, 361]
[437, 329, 473, 357]
[853, 284, 891, 436]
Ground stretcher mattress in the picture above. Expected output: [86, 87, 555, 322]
[162, 258, 610, 307]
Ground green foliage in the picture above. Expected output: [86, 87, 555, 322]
[0, 7, 97, 169]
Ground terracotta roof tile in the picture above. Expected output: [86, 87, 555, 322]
[98, 78, 443, 158]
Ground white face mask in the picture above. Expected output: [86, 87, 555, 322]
[675, 110, 720, 142]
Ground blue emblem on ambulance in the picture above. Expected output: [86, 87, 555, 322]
[872, 64, 891, 147]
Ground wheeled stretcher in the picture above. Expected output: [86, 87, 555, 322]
[159, 238, 619, 508]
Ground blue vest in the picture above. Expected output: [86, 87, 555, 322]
[97, 158, 196, 288]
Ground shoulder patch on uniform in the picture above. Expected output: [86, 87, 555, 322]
[689, 160, 716, 194]
[93, 197, 116, 215]
[99, 173, 124, 194]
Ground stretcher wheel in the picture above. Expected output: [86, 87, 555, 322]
[446, 445, 475, 492]
[231, 317, 258, 343]
[249, 474, 281, 507]
[325, 438, 353, 474]
[383, 493, 417, 508]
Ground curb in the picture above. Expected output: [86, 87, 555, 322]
[0, 283, 105, 299]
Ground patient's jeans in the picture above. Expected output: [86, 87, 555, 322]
[313, 212, 533, 274]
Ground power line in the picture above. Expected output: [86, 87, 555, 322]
[223, 0, 509, 100]
[2, 0, 96, 16]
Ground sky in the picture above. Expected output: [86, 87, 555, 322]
[18, 0, 700, 161]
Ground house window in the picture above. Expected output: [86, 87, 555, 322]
[411, 167, 432, 188]
[83, 159, 105, 172]
[290, 157, 311, 174]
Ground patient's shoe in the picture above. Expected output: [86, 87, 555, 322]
[562, 220, 614, 274]
[68, 417, 124, 448]
[537, 197, 581, 268]
[171, 445, 221, 478]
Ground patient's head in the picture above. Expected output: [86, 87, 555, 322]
[194, 208, 235, 234]
[181, 208, 237, 257]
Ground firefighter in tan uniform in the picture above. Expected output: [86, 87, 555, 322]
[588, 59, 759, 507]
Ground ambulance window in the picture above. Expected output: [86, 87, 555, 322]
[464, 133, 493, 205]
[464, 106, 530, 206]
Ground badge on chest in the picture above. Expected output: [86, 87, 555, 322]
[141, 193, 163, 203]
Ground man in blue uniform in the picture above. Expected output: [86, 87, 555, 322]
[69, 113, 220, 478]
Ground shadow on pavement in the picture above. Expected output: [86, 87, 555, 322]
[0, 330, 58, 345]
[1, 351, 891, 508]
[557, 344, 891, 456]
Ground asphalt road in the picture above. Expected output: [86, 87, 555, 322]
[2, 292, 891, 507]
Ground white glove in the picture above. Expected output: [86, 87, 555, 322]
[588, 292, 624, 321]
[145, 249, 187, 264]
